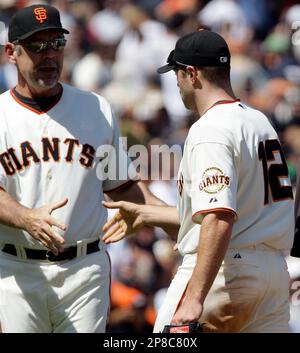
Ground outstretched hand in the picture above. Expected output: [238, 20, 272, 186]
[102, 201, 144, 244]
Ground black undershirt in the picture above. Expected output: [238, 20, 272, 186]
[13, 85, 63, 113]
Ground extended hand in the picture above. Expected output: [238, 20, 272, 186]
[102, 201, 144, 244]
[23, 198, 68, 255]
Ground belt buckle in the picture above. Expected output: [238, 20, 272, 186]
[46, 250, 57, 261]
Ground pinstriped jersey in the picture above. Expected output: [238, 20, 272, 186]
[177, 101, 294, 255]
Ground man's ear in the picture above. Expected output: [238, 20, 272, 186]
[5, 43, 17, 64]
[186, 66, 197, 83]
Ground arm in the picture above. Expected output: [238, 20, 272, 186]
[106, 180, 166, 206]
[102, 201, 180, 242]
[0, 187, 68, 255]
[171, 210, 234, 324]
[104, 180, 180, 239]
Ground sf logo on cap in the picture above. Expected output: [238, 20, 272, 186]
[34, 7, 47, 24]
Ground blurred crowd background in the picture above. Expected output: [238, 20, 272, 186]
[1, 0, 300, 333]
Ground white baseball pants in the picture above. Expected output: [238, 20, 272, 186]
[154, 246, 290, 333]
[0, 249, 111, 333]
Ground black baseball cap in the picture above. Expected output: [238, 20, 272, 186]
[8, 4, 69, 43]
[157, 30, 230, 74]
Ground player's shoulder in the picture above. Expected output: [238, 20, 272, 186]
[0, 88, 13, 103]
[0, 89, 14, 116]
[62, 83, 114, 122]
[188, 102, 241, 141]
[201, 101, 270, 129]
[188, 101, 273, 146]
[62, 83, 110, 105]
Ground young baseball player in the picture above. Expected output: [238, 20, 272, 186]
[0, 4, 163, 333]
[102, 30, 295, 332]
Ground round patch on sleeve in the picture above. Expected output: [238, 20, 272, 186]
[199, 167, 230, 194]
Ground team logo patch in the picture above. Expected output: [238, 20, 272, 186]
[34, 7, 47, 24]
[199, 167, 230, 194]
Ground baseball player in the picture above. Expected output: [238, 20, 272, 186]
[103, 30, 295, 332]
[0, 4, 163, 333]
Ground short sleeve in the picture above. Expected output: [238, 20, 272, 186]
[0, 121, 7, 190]
[102, 109, 138, 192]
[0, 174, 7, 190]
[190, 141, 238, 224]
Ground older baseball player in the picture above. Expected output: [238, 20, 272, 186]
[0, 4, 164, 333]
[103, 30, 295, 332]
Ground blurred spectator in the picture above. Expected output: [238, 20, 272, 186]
[0, 51, 17, 92]
[198, 0, 249, 41]
[107, 280, 155, 333]
[154, 0, 199, 22]
[283, 120, 300, 157]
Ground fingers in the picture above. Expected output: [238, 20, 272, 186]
[102, 223, 121, 242]
[48, 198, 68, 231]
[39, 231, 63, 255]
[102, 212, 121, 232]
[48, 216, 67, 231]
[102, 201, 123, 210]
[42, 223, 65, 249]
[49, 198, 68, 214]
[103, 227, 125, 244]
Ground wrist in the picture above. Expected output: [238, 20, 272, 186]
[137, 205, 149, 227]
[185, 284, 206, 305]
[16, 206, 31, 231]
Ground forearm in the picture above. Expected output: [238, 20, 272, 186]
[0, 188, 29, 230]
[135, 181, 167, 206]
[104, 181, 180, 240]
[107, 181, 166, 206]
[186, 211, 234, 304]
[140, 204, 180, 240]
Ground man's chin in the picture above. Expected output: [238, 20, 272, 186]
[37, 79, 58, 89]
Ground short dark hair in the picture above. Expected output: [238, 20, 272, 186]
[198, 66, 230, 87]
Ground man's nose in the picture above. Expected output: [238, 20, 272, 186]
[42, 44, 58, 56]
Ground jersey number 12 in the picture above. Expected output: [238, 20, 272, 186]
[258, 139, 293, 204]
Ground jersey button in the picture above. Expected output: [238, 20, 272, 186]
[47, 172, 52, 180]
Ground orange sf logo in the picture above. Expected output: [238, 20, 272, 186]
[34, 7, 47, 24]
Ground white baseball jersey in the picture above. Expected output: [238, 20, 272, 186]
[177, 100, 294, 255]
[0, 83, 135, 249]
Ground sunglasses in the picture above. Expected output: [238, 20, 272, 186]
[16, 37, 67, 53]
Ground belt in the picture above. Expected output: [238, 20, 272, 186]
[1, 240, 100, 262]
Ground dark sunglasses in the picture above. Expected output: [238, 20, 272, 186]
[16, 37, 67, 53]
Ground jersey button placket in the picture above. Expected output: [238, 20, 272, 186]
[47, 171, 52, 181]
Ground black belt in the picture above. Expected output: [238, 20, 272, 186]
[1, 240, 100, 262]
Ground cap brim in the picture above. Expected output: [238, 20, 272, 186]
[157, 63, 176, 74]
[18, 26, 69, 40]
